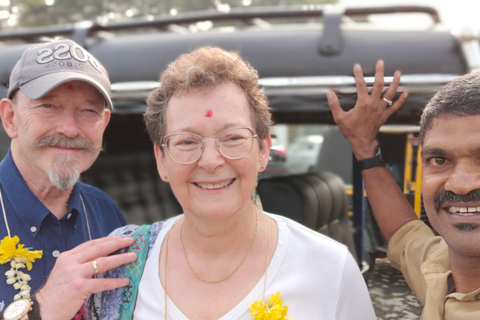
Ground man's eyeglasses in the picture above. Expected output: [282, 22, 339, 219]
[162, 127, 258, 164]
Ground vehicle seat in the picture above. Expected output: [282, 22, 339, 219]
[320, 172, 358, 262]
[298, 173, 332, 236]
[81, 152, 182, 224]
[256, 175, 318, 230]
[257, 171, 357, 262]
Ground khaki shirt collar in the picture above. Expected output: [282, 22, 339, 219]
[421, 245, 480, 317]
[421, 245, 451, 317]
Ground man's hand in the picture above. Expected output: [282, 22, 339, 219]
[35, 236, 136, 320]
[327, 60, 418, 242]
[327, 60, 408, 159]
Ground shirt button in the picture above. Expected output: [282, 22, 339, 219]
[67, 213, 72, 219]
[52, 250, 60, 258]
[30, 226, 37, 233]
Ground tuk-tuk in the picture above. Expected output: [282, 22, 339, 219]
[1, 5, 477, 269]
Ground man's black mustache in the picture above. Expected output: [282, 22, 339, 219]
[434, 189, 480, 212]
[32, 135, 100, 153]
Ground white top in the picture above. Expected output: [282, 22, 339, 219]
[133, 213, 376, 320]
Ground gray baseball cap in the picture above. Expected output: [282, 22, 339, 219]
[7, 39, 113, 110]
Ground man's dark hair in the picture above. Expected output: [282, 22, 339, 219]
[420, 72, 480, 143]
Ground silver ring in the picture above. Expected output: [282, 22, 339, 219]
[92, 260, 99, 276]
[383, 97, 393, 106]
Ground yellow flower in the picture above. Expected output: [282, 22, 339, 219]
[16, 244, 43, 270]
[0, 236, 41, 299]
[0, 236, 42, 269]
[249, 292, 290, 320]
[0, 236, 20, 264]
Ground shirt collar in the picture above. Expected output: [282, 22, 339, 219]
[67, 182, 82, 216]
[421, 243, 451, 317]
[421, 242, 480, 316]
[0, 150, 82, 237]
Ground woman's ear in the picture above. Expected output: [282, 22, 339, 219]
[154, 144, 169, 182]
[258, 134, 272, 172]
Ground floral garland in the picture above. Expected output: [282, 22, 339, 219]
[249, 292, 290, 320]
[0, 235, 43, 300]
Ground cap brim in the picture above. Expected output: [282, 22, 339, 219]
[19, 72, 113, 110]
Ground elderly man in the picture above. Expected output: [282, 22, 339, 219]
[0, 40, 136, 320]
[328, 61, 480, 319]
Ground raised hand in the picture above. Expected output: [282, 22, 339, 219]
[327, 60, 408, 159]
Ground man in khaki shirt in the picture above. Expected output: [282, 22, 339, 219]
[327, 61, 480, 319]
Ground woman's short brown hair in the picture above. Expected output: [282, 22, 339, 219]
[144, 46, 272, 149]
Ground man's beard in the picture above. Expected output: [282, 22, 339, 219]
[32, 134, 100, 191]
[48, 153, 80, 191]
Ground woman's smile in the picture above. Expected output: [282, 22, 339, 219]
[194, 178, 235, 190]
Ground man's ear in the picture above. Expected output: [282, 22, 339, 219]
[0, 98, 18, 139]
[258, 134, 272, 172]
[154, 144, 169, 182]
[103, 109, 111, 129]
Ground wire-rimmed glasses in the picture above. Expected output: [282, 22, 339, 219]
[162, 127, 258, 164]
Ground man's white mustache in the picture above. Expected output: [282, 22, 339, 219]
[32, 135, 100, 153]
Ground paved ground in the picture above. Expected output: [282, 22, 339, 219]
[364, 258, 423, 320]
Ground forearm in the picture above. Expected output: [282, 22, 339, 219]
[327, 60, 415, 243]
[361, 165, 418, 242]
[350, 137, 418, 242]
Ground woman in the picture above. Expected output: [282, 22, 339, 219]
[87, 47, 376, 319]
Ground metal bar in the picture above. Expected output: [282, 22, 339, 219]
[403, 133, 415, 194]
[352, 153, 365, 266]
[0, 5, 441, 41]
[110, 74, 458, 99]
[112, 74, 459, 89]
[414, 146, 423, 217]
[259, 74, 459, 87]
[345, 6, 440, 24]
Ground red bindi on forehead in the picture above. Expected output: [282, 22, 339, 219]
[67, 84, 74, 90]
[205, 110, 213, 118]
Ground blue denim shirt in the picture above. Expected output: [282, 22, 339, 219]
[0, 151, 126, 310]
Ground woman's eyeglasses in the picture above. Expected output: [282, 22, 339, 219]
[162, 127, 258, 164]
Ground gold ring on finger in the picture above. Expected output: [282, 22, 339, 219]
[92, 260, 99, 276]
